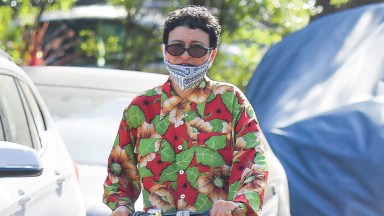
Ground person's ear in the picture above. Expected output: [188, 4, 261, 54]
[210, 48, 218, 62]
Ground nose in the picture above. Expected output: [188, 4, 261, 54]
[179, 49, 192, 58]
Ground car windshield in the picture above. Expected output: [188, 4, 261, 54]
[37, 85, 134, 166]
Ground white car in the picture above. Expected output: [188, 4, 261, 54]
[26, 66, 290, 216]
[25, 66, 169, 215]
[0, 51, 86, 216]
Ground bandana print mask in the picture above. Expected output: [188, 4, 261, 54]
[163, 46, 212, 91]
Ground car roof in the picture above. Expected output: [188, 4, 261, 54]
[0, 50, 29, 81]
[0, 50, 12, 61]
[40, 4, 164, 26]
[41, 5, 127, 21]
[23, 66, 168, 94]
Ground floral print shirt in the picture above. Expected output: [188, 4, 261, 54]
[103, 77, 268, 216]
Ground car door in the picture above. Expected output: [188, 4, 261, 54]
[0, 74, 85, 216]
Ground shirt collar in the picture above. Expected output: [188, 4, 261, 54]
[160, 77, 211, 120]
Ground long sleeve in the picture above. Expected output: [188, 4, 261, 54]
[229, 89, 269, 216]
[103, 109, 141, 213]
[102, 79, 268, 215]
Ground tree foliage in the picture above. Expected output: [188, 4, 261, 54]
[162, 0, 317, 90]
[108, 0, 318, 90]
[0, 0, 366, 90]
[0, 0, 74, 64]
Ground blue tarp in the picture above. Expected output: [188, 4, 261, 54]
[246, 3, 384, 216]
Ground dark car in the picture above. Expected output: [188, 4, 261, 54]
[246, 3, 384, 216]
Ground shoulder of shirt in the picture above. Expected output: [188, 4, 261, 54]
[139, 84, 163, 96]
[209, 79, 244, 94]
[123, 84, 162, 109]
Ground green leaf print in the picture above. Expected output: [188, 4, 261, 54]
[176, 147, 195, 171]
[246, 106, 255, 118]
[195, 193, 212, 210]
[242, 133, 259, 149]
[197, 102, 205, 118]
[182, 139, 188, 149]
[222, 92, 240, 113]
[254, 153, 266, 168]
[161, 92, 167, 101]
[245, 192, 261, 213]
[144, 88, 159, 96]
[160, 140, 175, 162]
[124, 145, 136, 163]
[228, 181, 241, 200]
[113, 134, 120, 147]
[105, 184, 119, 193]
[125, 105, 145, 128]
[138, 165, 153, 178]
[143, 189, 151, 207]
[171, 182, 177, 191]
[196, 147, 224, 167]
[160, 163, 177, 182]
[206, 93, 215, 102]
[138, 138, 158, 156]
[153, 115, 171, 135]
[184, 110, 198, 122]
[108, 202, 116, 210]
[205, 135, 227, 150]
[186, 167, 199, 189]
[209, 119, 225, 132]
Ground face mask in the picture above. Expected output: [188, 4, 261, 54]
[163, 47, 212, 91]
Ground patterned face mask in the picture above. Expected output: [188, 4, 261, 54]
[163, 45, 212, 91]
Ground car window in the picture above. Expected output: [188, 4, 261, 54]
[19, 81, 45, 150]
[43, 19, 126, 67]
[0, 75, 33, 147]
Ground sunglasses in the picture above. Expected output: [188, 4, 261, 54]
[165, 44, 212, 58]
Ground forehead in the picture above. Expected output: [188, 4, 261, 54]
[168, 26, 209, 45]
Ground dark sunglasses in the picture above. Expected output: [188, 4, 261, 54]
[165, 44, 212, 58]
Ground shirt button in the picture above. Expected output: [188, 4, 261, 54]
[180, 194, 185, 199]
[179, 170, 184, 175]
[178, 145, 183, 150]
[179, 120, 184, 125]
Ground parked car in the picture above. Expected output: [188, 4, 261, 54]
[246, 3, 384, 216]
[0, 50, 86, 216]
[25, 66, 290, 215]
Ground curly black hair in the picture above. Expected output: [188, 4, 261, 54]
[162, 5, 221, 49]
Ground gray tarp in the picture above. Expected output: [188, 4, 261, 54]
[246, 3, 384, 216]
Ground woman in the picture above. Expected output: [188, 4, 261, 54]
[103, 5, 268, 216]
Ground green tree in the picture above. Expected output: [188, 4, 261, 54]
[0, 0, 74, 64]
[104, 0, 318, 90]
[1, 0, 373, 91]
[153, 0, 318, 90]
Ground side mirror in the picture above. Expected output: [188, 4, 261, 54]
[0, 141, 43, 177]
